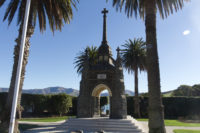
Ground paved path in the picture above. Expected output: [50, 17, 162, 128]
[19, 121, 200, 133]
[139, 121, 200, 133]
[19, 120, 69, 133]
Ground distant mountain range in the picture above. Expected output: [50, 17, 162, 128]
[0, 87, 135, 97]
[0, 87, 79, 96]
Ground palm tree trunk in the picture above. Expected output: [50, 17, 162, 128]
[134, 67, 141, 118]
[145, 0, 166, 133]
[0, 21, 34, 133]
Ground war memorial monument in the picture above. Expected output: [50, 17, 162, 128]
[77, 8, 127, 119]
[66, 8, 146, 133]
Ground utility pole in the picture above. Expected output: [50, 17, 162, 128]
[9, 0, 31, 132]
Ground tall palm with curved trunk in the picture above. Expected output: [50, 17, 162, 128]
[111, 0, 188, 132]
[0, 0, 78, 132]
[121, 38, 146, 118]
[74, 46, 98, 75]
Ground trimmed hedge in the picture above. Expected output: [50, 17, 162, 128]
[0, 93, 73, 117]
[127, 96, 200, 119]
[71, 97, 77, 115]
[1, 93, 200, 119]
[0, 92, 7, 112]
[163, 97, 200, 119]
[22, 94, 49, 114]
[127, 97, 148, 118]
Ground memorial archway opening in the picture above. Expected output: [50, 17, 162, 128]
[92, 84, 111, 117]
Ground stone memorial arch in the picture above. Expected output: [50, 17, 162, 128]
[77, 8, 127, 119]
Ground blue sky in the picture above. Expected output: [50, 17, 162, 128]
[0, 0, 200, 93]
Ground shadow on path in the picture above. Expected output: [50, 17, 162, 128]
[20, 120, 69, 133]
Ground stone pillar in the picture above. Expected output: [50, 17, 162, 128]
[93, 97, 100, 116]
[110, 94, 127, 119]
[109, 47, 127, 119]
[77, 95, 92, 118]
[77, 80, 93, 118]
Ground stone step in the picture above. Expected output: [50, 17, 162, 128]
[66, 123, 137, 128]
[68, 121, 135, 125]
[66, 125, 138, 130]
[67, 120, 134, 124]
[68, 120, 133, 124]
[67, 130, 143, 133]
[66, 126, 142, 133]
[69, 118, 132, 122]
[65, 116, 146, 133]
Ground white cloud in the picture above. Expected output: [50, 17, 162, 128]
[183, 30, 190, 35]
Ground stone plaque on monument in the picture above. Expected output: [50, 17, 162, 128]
[97, 74, 106, 79]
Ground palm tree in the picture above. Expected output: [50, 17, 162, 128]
[74, 46, 98, 74]
[0, 0, 78, 132]
[111, 0, 189, 132]
[121, 38, 146, 118]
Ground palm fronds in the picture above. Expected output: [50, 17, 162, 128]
[2, 0, 78, 32]
[74, 46, 98, 75]
[121, 38, 146, 74]
[111, 0, 189, 19]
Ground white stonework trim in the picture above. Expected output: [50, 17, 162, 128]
[92, 84, 112, 97]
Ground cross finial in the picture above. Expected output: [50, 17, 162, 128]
[101, 8, 108, 44]
[102, 8, 108, 16]
[116, 47, 120, 54]
[116, 47, 121, 61]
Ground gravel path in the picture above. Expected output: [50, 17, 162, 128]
[19, 121, 200, 133]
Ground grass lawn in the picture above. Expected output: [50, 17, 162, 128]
[19, 116, 75, 122]
[137, 119, 200, 127]
[173, 129, 200, 133]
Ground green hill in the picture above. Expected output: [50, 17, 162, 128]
[141, 84, 200, 97]
[171, 84, 200, 97]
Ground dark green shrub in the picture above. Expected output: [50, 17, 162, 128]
[1, 93, 200, 118]
[126, 96, 200, 119]
[47, 93, 72, 116]
[72, 97, 77, 115]
[21, 94, 46, 114]
[126, 96, 134, 116]
[21, 93, 72, 116]
[0, 93, 7, 112]
[127, 96, 148, 118]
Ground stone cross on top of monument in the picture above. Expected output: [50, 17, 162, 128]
[102, 8, 108, 44]
[98, 8, 112, 58]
